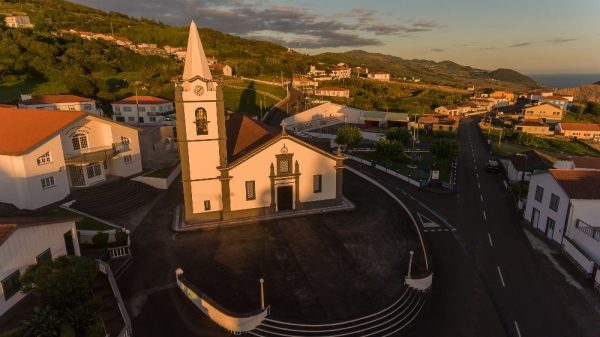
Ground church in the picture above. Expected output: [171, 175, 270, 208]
[176, 22, 346, 224]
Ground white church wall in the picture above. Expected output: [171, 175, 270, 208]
[191, 179, 223, 214]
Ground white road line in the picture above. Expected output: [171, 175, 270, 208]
[480, 194, 483, 202]
[514, 321, 522, 337]
[483, 210, 487, 220]
[497, 266, 506, 287]
[488, 233, 493, 247]
[478, 182, 481, 189]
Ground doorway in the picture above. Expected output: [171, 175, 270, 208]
[277, 186, 293, 211]
[546, 217, 555, 240]
[531, 208, 540, 228]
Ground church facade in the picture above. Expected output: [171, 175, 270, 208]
[176, 22, 346, 223]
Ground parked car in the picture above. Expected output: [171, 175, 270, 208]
[486, 159, 500, 173]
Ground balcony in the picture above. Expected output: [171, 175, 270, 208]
[65, 143, 130, 164]
[575, 220, 600, 242]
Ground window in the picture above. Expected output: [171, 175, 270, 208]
[534, 186, 544, 202]
[71, 133, 88, 150]
[86, 163, 102, 178]
[138, 106, 146, 113]
[82, 103, 92, 111]
[313, 175, 322, 193]
[36, 249, 52, 264]
[149, 117, 156, 122]
[150, 106, 156, 113]
[279, 158, 290, 174]
[36, 152, 52, 165]
[549, 193, 560, 211]
[124, 154, 133, 165]
[204, 200, 211, 211]
[115, 106, 121, 113]
[159, 106, 164, 112]
[1, 270, 21, 301]
[195, 108, 209, 135]
[127, 117, 135, 122]
[546, 217, 555, 231]
[41, 176, 55, 189]
[123, 106, 132, 112]
[245, 181, 256, 200]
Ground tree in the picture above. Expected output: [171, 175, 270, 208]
[335, 125, 362, 148]
[386, 127, 412, 146]
[430, 138, 458, 159]
[22, 306, 62, 337]
[376, 139, 405, 162]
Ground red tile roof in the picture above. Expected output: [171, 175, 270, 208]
[0, 108, 85, 156]
[0, 224, 16, 245]
[316, 87, 349, 92]
[225, 112, 279, 163]
[113, 96, 171, 105]
[518, 120, 548, 127]
[559, 123, 600, 132]
[509, 150, 557, 171]
[571, 156, 600, 170]
[21, 94, 95, 105]
[549, 169, 600, 199]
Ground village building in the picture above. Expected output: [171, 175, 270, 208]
[434, 104, 472, 117]
[175, 22, 346, 224]
[555, 123, 600, 140]
[111, 96, 174, 124]
[554, 156, 600, 170]
[292, 75, 318, 89]
[314, 87, 350, 98]
[18, 94, 102, 116]
[4, 15, 33, 28]
[503, 150, 557, 182]
[308, 65, 327, 77]
[538, 95, 570, 111]
[514, 120, 553, 136]
[0, 216, 81, 317]
[209, 63, 233, 77]
[329, 65, 352, 79]
[0, 108, 142, 210]
[521, 103, 563, 123]
[524, 170, 600, 279]
[360, 112, 409, 128]
[368, 71, 391, 81]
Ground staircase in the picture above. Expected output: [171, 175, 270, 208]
[92, 275, 126, 337]
[69, 180, 160, 224]
[249, 286, 428, 337]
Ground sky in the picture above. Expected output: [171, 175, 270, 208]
[72, 0, 600, 74]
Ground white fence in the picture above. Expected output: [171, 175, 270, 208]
[97, 260, 132, 337]
[345, 154, 422, 187]
[133, 162, 181, 190]
[562, 238, 595, 276]
[175, 269, 269, 333]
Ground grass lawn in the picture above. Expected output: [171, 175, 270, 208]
[0, 79, 69, 103]
[146, 164, 177, 178]
[222, 85, 280, 117]
[352, 150, 452, 181]
[42, 208, 114, 231]
[222, 79, 287, 99]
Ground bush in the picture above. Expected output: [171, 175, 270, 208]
[430, 138, 458, 159]
[91, 232, 109, 248]
[376, 139, 405, 162]
[115, 231, 128, 246]
[386, 127, 412, 146]
[335, 125, 362, 148]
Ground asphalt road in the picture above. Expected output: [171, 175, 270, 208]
[263, 83, 305, 127]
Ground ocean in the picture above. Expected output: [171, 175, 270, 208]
[528, 73, 600, 88]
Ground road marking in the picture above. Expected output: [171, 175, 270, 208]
[483, 210, 487, 220]
[475, 172, 479, 179]
[514, 321, 522, 337]
[488, 233, 493, 247]
[480, 194, 483, 202]
[497, 266, 506, 287]
[418, 213, 440, 228]
[478, 182, 481, 189]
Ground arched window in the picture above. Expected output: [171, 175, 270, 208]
[72, 133, 88, 150]
[195, 108, 208, 135]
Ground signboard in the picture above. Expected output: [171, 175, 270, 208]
[431, 170, 440, 180]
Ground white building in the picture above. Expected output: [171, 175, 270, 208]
[0, 108, 142, 210]
[4, 15, 33, 28]
[555, 123, 600, 140]
[209, 64, 233, 77]
[111, 96, 174, 124]
[503, 150, 557, 182]
[176, 21, 346, 224]
[329, 66, 352, 79]
[524, 170, 600, 279]
[314, 87, 350, 98]
[18, 94, 102, 116]
[368, 71, 390, 81]
[0, 216, 80, 316]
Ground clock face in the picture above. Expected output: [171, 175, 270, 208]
[194, 85, 205, 96]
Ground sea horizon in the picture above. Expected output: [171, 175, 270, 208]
[527, 73, 600, 88]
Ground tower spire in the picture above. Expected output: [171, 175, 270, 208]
[183, 20, 212, 80]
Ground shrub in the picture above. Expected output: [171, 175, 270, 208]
[376, 139, 405, 162]
[430, 138, 458, 159]
[386, 127, 412, 145]
[92, 232, 109, 248]
[335, 125, 362, 148]
[115, 231, 128, 246]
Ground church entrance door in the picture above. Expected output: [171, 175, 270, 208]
[277, 186, 293, 211]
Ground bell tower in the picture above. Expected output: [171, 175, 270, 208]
[175, 21, 228, 222]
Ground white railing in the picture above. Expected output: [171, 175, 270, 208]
[108, 246, 131, 259]
[96, 260, 133, 337]
[175, 269, 269, 333]
[345, 153, 423, 187]
[562, 238, 594, 276]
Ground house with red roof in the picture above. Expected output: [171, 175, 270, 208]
[314, 86, 350, 98]
[111, 95, 174, 124]
[18, 94, 102, 116]
[368, 71, 390, 81]
[555, 122, 600, 140]
[0, 108, 142, 210]
[525, 169, 600, 284]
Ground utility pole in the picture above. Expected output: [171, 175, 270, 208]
[110, 22, 114, 36]
[498, 128, 503, 147]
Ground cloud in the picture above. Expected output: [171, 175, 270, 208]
[509, 42, 533, 48]
[545, 38, 577, 44]
[72, 0, 441, 48]
[508, 37, 576, 48]
[431, 48, 444, 52]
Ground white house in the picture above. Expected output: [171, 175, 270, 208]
[0, 216, 81, 316]
[4, 16, 33, 28]
[368, 71, 391, 81]
[111, 96, 174, 124]
[434, 104, 471, 117]
[329, 66, 352, 79]
[209, 63, 233, 77]
[0, 107, 142, 210]
[554, 156, 600, 170]
[524, 170, 600, 278]
[18, 94, 102, 116]
[521, 103, 563, 123]
[314, 87, 350, 98]
[555, 123, 600, 140]
[503, 150, 557, 182]
[175, 21, 346, 224]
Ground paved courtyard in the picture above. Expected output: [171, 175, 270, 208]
[118, 170, 424, 336]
